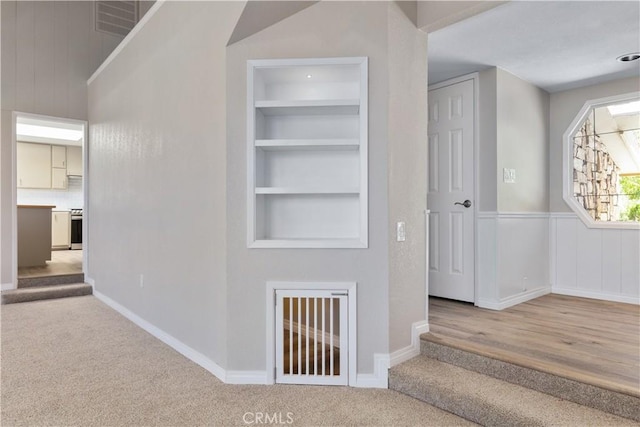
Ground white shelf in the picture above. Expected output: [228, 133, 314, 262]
[247, 57, 368, 248]
[255, 139, 359, 151]
[255, 99, 360, 116]
[255, 187, 359, 195]
[250, 238, 367, 249]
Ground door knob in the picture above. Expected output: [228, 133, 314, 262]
[454, 200, 472, 208]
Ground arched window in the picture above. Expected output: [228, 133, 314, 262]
[564, 93, 640, 229]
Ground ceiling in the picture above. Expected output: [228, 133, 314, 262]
[428, 1, 640, 93]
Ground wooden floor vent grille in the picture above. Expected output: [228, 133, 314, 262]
[275, 289, 348, 385]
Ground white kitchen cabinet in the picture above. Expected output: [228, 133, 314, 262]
[66, 145, 82, 176]
[51, 145, 68, 189]
[52, 211, 71, 249]
[247, 57, 368, 248]
[52, 167, 67, 189]
[17, 142, 52, 189]
[52, 145, 67, 168]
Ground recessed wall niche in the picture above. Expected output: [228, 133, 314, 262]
[247, 57, 369, 248]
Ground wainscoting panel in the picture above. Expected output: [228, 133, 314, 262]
[551, 214, 640, 304]
[575, 226, 603, 294]
[555, 217, 577, 289]
[620, 230, 640, 298]
[601, 230, 622, 296]
[477, 216, 497, 304]
[477, 212, 638, 308]
[496, 216, 549, 300]
[477, 213, 550, 310]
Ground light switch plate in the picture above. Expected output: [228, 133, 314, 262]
[397, 221, 406, 242]
[503, 168, 516, 183]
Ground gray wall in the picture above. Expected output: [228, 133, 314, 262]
[477, 67, 549, 213]
[387, 4, 428, 352]
[0, 1, 122, 286]
[226, 1, 417, 372]
[478, 68, 498, 211]
[88, 1, 427, 375]
[88, 1, 244, 367]
[549, 76, 640, 212]
[496, 68, 549, 212]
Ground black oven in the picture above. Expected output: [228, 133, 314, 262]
[70, 209, 82, 250]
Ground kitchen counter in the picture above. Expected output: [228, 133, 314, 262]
[17, 205, 54, 267]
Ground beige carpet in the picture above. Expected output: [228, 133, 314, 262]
[0, 296, 474, 426]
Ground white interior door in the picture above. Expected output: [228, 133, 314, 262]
[427, 78, 475, 302]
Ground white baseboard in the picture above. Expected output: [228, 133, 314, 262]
[477, 286, 550, 310]
[389, 320, 429, 367]
[552, 287, 640, 305]
[226, 371, 268, 385]
[85, 276, 95, 288]
[354, 353, 389, 388]
[1, 282, 16, 291]
[93, 289, 227, 382]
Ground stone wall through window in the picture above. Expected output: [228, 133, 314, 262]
[573, 118, 621, 221]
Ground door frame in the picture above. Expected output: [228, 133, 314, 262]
[10, 111, 89, 289]
[427, 72, 479, 304]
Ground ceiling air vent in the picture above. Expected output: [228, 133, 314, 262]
[95, 1, 138, 37]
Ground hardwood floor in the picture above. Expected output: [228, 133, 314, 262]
[429, 294, 640, 397]
[17, 250, 83, 278]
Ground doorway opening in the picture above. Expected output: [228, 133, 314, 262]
[427, 75, 477, 303]
[12, 113, 87, 289]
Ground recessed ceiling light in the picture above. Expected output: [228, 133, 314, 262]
[306, 74, 312, 79]
[616, 53, 640, 62]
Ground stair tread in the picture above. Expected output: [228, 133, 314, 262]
[390, 355, 636, 426]
[2, 283, 92, 304]
[4, 283, 90, 294]
[18, 273, 85, 288]
[421, 331, 640, 399]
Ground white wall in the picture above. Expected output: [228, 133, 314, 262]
[88, 1, 243, 370]
[0, 1, 122, 286]
[551, 214, 639, 304]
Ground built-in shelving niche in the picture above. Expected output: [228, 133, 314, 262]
[247, 57, 368, 248]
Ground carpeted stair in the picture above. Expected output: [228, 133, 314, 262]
[389, 333, 640, 426]
[2, 273, 91, 305]
[17, 273, 84, 288]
